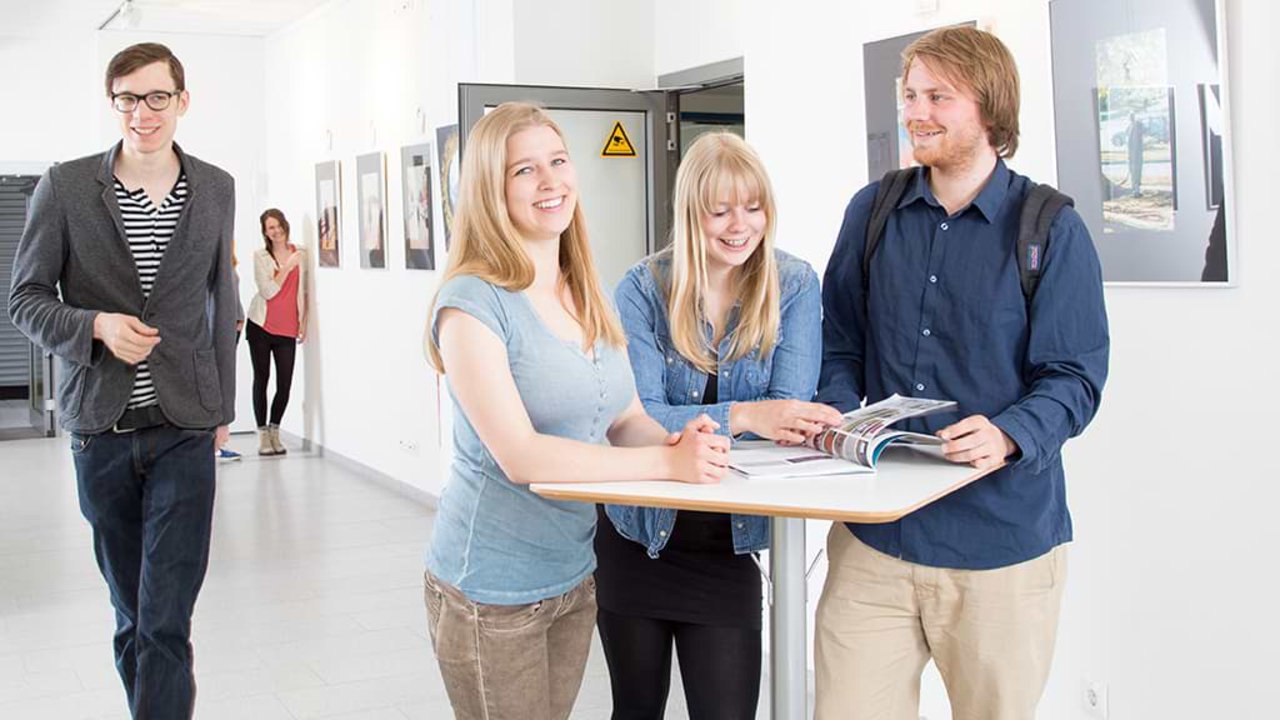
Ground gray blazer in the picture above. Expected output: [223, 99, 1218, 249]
[8, 142, 237, 433]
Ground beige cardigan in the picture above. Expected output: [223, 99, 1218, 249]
[247, 246, 308, 332]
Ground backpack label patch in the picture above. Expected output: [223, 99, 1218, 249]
[1027, 244, 1041, 271]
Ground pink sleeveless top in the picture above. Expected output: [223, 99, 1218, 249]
[263, 265, 300, 337]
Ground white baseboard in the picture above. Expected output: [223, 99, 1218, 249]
[274, 428, 439, 510]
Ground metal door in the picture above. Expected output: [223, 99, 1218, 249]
[458, 85, 675, 290]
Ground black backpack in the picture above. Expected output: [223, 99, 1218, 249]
[863, 168, 1074, 301]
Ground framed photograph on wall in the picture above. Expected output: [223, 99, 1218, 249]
[400, 143, 434, 270]
[314, 160, 341, 268]
[356, 152, 386, 269]
[435, 124, 459, 252]
[1050, 0, 1233, 284]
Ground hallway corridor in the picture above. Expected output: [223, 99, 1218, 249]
[0, 435, 631, 719]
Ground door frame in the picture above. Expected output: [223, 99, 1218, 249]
[458, 84, 675, 254]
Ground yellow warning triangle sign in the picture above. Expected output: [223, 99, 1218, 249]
[601, 121, 637, 157]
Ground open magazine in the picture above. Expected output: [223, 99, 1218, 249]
[728, 394, 957, 479]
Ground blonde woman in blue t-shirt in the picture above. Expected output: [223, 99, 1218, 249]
[423, 102, 730, 720]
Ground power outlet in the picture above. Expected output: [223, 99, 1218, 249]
[1083, 679, 1109, 719]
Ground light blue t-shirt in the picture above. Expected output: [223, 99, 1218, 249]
[426, 275, 636, 605]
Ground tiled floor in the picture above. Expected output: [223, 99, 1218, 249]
[0, 433, 769, 719]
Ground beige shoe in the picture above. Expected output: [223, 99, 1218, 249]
[258, 428, 277, 456]
[269, 426, 287, 456]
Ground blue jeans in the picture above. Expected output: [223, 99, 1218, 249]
[71, 424, 216, 719]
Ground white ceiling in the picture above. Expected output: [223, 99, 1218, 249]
[0, 0, 333, 37]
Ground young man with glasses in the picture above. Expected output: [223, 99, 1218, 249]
[8, 42, 236, 719]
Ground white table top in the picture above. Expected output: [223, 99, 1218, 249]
[532, 444, 1001, 523]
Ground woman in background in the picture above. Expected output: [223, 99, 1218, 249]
[247, 208, 307, 456]
[596, 132, 840, 719]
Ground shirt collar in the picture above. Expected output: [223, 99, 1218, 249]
[896, 158, 1011, 223]
[969, 158, 1010, 223]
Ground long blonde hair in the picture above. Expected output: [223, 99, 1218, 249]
[426, 102, 624, 372]
[664, 132, 780, 374]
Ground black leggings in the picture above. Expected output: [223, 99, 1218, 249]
[246, 320, 296, 427]
[596, 607, 761, 720]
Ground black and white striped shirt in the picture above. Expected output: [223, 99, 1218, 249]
[113, 174, 189, 409]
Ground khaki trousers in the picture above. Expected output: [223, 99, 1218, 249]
[425, 571, 597, 720]
[814, 525, 1066, 720]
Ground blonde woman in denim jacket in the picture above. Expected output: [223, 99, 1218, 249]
[595, 132, 842, 720]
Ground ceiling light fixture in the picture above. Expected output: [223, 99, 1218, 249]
[99, 0, 142, 31]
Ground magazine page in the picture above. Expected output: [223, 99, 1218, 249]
[806, 394, 957, 467]
[727, 395, 955, 479]
[866, 430, 946, 466]
[727, 443, 873, 479]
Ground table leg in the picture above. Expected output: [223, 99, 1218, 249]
[770, 516, 807, 719]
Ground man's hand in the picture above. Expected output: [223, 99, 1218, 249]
[93, 313, 160, 365]
[937, 415, 1017, 469]
[214, 425, 229, 449]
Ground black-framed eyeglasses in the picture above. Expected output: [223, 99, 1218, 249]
[110, 90, 181, 113]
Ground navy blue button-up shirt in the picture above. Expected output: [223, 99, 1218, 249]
[817, 160, 1109, 570]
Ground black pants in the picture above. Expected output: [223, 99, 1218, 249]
[596, 607, 761, 720]
[246, 320, 296, 427]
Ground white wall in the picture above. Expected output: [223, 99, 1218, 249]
[513, 0, 654, 88]
[262, 0, 470, 494]
[0, 30, 102, 166]
[261, 0, 656, 494]
[744, 0, 1280, 718]
[653, 0, 745, 77]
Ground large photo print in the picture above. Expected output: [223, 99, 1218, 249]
[1050, 0, 1232, 283]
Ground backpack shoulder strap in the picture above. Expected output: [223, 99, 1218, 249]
[863, 168, 917, 285]
[1016, 183, 1074, 299]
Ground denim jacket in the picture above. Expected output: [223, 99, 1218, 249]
[606, 248, 823, 557]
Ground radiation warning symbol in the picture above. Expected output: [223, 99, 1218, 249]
[601, 121, 637, 158]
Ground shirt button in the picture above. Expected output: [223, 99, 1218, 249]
[922, 328, 931, 337]
[940, 222, 949, 231]
[666, 356, 673, 364]
[929, 275, 938, 284]
[722, 371, 729, 377]
[736, 522, 744, 529]
[691, 390, 699, 398]
[915, 383, 925, 392]
[659, 530, 667, 537]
